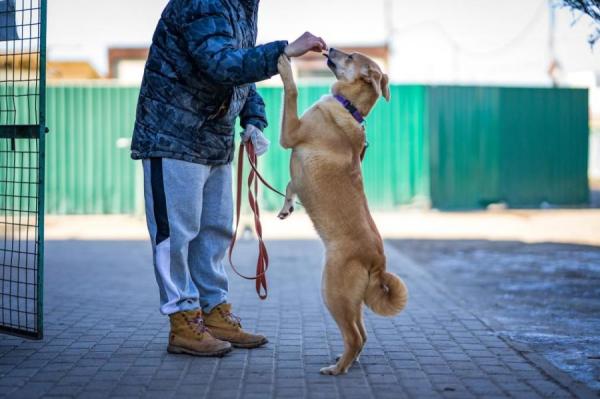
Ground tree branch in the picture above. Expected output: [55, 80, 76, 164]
[557, 0, 600, 46]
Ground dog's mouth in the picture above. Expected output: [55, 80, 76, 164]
[324, 53, 336, 71]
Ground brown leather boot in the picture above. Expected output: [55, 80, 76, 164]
[167, 309, 232, 357]
[204, 303, 268, 349]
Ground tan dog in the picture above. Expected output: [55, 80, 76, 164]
[276, 49, 408, 375]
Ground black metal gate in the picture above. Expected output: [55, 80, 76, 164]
[0, 0, 47, 339]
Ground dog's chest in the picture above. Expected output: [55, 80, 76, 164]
[290, 148, 363, 196]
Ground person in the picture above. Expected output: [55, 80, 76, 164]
[130, 0, 327, 357]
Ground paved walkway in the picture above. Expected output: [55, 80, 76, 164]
[0, 239, 594, 398]
[392, 239, 600, 393]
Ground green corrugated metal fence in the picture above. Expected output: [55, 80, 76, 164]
[428, 86, 589, 209]
[46, 86, 140, 214]
[44, 84, 429, 214]
[43, 83, 588, 214]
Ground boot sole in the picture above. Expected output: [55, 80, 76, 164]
[231, 337, 269, 349]
[167, 344, 232, 357]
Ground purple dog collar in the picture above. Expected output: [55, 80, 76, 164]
[334, 94, 365, 125]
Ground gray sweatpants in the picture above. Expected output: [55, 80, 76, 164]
[143, 158, 232, 315]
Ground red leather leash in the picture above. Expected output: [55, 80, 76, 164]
[228, 140, 280, 299]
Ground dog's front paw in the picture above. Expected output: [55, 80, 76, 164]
[278, 211, 289, 220]
[320, 365, 345, 376]
[277, 206, 294, 220]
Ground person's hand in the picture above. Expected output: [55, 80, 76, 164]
[241, 124, 270, 156]
[284, 32, 327, 58]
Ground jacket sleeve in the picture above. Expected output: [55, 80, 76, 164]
[239, 84, 267, 130]
[180, 2, 288, 86]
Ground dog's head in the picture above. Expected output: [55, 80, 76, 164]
[326, 48, 390, 103]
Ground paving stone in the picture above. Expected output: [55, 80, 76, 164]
[0, 240, 585, 398]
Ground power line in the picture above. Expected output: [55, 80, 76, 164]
[393, 0, 547, 57]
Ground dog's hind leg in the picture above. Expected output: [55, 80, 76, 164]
[321, 263, 367, 375]
[278, 182, 297, 220]
[321, 301, 363, 376]
[335, 307, 366, 364]
[356, 307, 367, 360]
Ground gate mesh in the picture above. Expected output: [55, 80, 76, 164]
[0, 0, 44, 339]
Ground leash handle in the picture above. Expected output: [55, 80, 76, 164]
[228, 141, 268, 299]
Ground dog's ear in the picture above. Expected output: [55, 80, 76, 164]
[361, 66, 390, 102]
[381, 73, 391, 102]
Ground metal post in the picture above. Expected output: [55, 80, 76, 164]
[36, 0, 47, 340]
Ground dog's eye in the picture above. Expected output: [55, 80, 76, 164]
[348, 55, 354, 60]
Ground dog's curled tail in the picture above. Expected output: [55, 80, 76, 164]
[365, 270, 408, 316]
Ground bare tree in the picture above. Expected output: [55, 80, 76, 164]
[557, 0, 600, 45]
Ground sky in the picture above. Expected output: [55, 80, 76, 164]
[47, 0, 600, 87]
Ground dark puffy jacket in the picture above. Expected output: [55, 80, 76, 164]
[131, 0, 287, 165]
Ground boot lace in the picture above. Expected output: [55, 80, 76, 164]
[221, 309, 242, 327]
[188, 313, 209, 335]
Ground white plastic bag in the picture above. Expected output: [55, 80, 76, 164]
[241, 124, 270, 156]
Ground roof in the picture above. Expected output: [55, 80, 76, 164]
[47, 61, 101, 80]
